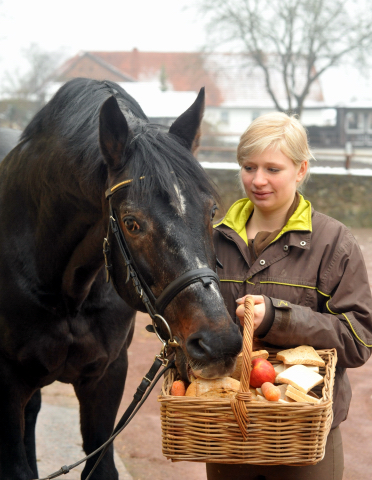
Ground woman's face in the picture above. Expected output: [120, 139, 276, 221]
[240, 147, 308, 215]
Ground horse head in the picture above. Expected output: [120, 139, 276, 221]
[98, 89, 242, 381]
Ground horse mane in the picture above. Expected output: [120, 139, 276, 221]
[21, 77, 218, 205]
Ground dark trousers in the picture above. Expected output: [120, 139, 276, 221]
[206, 426, 344, 480]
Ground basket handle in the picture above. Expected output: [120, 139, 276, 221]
[240, 295, 255, 393]
[230, 296, 254, 440]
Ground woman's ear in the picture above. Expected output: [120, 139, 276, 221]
[296, 160, 308, 183]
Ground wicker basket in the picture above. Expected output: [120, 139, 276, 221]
[158, 296, 337, 465]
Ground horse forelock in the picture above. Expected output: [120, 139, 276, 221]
[123, 124, 218, 208]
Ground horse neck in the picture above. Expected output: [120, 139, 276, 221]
[11, 143, 107, 291]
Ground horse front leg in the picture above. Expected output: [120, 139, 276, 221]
[24, 389, 42, 479]
[74, 346, 129, 480]
[0, 364, 35, 480]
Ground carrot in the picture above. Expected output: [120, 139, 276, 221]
[170, 380, 187, 396]
[261, 382, 281, 401]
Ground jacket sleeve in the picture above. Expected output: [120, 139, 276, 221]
[262, 231, 372, 369]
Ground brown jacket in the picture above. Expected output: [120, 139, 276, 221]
[214, 195, 372, 428]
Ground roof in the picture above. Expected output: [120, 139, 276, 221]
[56, 50, 222, 107]
[56, 49, 325, 109]
[55, 51, 136, 83]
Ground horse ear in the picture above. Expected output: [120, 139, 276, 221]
[169, 87, 205, 153]
[99, 96, 130, 169]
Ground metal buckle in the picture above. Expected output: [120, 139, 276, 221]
[155, 345, 170, 367]
[152, 314, 180, 348]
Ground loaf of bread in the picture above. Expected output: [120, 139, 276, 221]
[285, 385, 321, 404]
[185, 377, 240, 398]
[276, 365, 323, 393]
[276, 345, 325, 367]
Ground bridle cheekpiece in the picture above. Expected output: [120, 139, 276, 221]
[103, 177, 220, 354]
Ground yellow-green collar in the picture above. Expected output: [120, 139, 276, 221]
[214, 194, 312, 245]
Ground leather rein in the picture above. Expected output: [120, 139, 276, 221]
[103, 176, 221, 352]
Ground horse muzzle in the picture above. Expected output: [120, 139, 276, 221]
[175, 323, 242, 381]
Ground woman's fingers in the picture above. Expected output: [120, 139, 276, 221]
[236, 295, 266, 329]
[236, 304, 245, 322]
[236, 294, 264, 305]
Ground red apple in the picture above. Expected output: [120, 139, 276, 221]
[250, 358, 276, 388]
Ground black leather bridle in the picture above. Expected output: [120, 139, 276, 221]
[103, 177, 221, 349]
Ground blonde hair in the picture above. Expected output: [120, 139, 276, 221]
[237, 112, 314, 184]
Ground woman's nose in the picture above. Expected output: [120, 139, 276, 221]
[252, 169, 267, 186]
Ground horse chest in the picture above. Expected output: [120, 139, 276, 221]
[18, 313, 128, 384]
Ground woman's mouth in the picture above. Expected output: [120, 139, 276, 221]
[252, 191, 272, 199]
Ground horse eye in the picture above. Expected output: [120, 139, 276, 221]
[123, 217, 140, 232]
[210, 205, 218, 221]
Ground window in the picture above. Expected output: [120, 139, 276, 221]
[346, 112, 364, 132]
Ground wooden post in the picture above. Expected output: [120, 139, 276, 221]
[345, 141, 353, 169]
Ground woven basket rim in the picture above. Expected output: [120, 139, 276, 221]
[159, 347, 337, 403]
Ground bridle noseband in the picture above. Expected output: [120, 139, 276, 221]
[103, 178, 221, 351]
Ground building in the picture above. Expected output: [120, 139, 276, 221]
[54, 50, 330, 134]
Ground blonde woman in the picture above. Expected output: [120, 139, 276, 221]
[210, 112, 372, 480]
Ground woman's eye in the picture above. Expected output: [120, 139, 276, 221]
[269, 168, 280, 173]
[243, 166, 252, 172]
[123, 218, 140, 232]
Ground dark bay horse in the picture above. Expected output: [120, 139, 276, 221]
[0, 78, 242, 480]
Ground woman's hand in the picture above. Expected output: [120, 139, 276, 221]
[236, 295, 266, 330]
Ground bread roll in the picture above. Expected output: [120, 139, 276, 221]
[185, 377, 240, 398]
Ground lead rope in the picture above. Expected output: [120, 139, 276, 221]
[34, 348, 175, 480]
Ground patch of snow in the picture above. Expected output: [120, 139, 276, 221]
[118, 82, 197, 118]
[200, 162, 372, 176]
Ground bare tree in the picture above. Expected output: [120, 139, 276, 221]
[3, 44, 64, 104]
[1, 44, 65, 128]
[196, 0, 372, 116]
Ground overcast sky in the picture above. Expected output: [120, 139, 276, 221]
[0, 0, 207, 77]
[1, 0, 372, 105]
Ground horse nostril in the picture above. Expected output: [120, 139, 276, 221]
[186, 332, 214, 360]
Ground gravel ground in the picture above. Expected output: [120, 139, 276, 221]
[36, 402, 131, 480]
[37, 228, 372, 480]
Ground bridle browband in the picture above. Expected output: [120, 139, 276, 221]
[103, 177, 221, 350]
